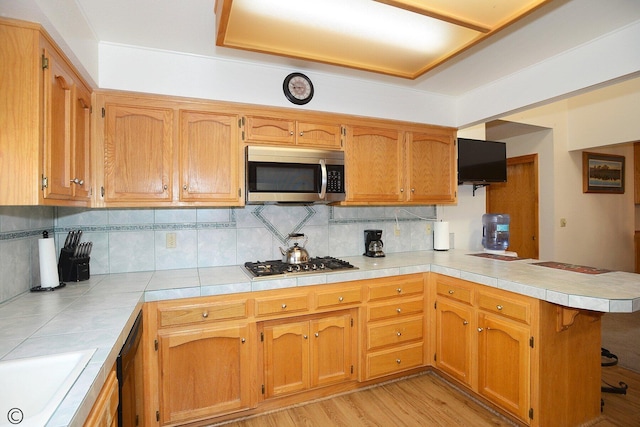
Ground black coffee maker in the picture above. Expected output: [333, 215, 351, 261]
[364, 229, 385, 257]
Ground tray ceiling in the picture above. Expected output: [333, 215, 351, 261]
[215, 0, 551, 79]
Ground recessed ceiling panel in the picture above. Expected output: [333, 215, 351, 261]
[216, 0, 551, 79]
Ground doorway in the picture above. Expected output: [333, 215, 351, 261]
[486, 154, 539, 259]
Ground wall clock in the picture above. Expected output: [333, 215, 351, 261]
[283, 72, 314, 105]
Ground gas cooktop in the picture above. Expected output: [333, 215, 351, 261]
[244, 256, 357, 278]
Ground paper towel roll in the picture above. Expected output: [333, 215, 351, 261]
[39, 237, 60, 288]
[434, 221, 450, 251]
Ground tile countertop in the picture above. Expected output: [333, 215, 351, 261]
[2, 249, 640, 426]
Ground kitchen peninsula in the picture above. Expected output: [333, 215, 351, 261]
[1, 250, 639, 427]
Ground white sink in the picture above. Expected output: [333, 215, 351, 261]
[0, 349, 95, 427]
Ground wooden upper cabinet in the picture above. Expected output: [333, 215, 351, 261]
[345, 125, 404, 203]
[103, 102, 173, 202]
[405, 131, 456, 203]
[179, 110, 241, 203]
[0, 19, 92, 206]
[244, 115, 343, 149]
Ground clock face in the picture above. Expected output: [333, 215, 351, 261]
[283, 73, 314, 105]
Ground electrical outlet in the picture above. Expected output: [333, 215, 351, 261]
[166, 232, 177, 248]
[426, 224, 432, 234]
[560, 218, 567, 228]
[394, 226, 400, 236]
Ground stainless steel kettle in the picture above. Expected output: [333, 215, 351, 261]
[279, 233, 309, 264]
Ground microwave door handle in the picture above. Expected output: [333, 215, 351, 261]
[319, 159, 327, 199]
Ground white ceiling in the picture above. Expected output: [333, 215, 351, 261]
[63, 0, 640, 96]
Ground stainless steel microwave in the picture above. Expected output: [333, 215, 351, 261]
[246, 146, 346, 204]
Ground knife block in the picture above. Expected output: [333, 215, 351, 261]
[58, 248, 90, 282]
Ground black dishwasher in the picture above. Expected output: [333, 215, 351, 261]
[117, 309, 143, 427]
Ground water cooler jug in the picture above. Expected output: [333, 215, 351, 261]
[482, 213, 510, 253]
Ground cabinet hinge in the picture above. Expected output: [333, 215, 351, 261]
[434, 301, 437, 309]
[238, 188, 242, 197]
[260, 332, 264, 342]
[135, 414, 139, 426]
[41, 175, 48, 190]
[156, 411, 160, 422]
[529, 408, 534, 419]
[101, 186, 105, 198]
[350, 318, 353, 327]
[242, 130, 245, 140]
[351, 365, 354, 374]
[154, 339, 158, 351]
[434, 353, 437, 362]
[261, 384, 265, 394]
[41, 54, 49, 70]
[101, 107, 105, 118]
[90, 106, 93, 114]
[529, 336, 534, 348]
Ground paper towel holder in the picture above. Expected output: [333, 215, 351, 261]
[30, 231, 67, 292]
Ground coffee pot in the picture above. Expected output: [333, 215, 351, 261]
[364, 229, 385, 257]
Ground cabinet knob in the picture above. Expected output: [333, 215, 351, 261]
[300, 131, 304, 137]
[477, 327, 484, 332]
[400, 188, 404, 193]
[463, 320, 469, 325]
[396, 331, 402, 337]
[448, 289, 454, 294]
[396, 359, 401, 364]
[281, 304, 287, 309]
[396, 288, 402, 294]
[202, 311, 208, 318]
[396, 308, 402, 314]
[241, 338, 246, 343]
[163, 185, 168, 190]
[411, 188, 415, 193]
[290, 131, 294, 136]
[183, 185, 188, 190]
[496, 305, 503, 310]
[303, 335, 308, 339]
[338, 296, 344, 302]
[315, 332, 319, 337]
[70, 178, 84, 185]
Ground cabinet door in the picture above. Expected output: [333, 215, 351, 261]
[477, 312, 530, 422]
[345, 126, 404, 202]
[72, 83, 91, 200]
[42, 46, 74, 200]
[244, 115, 295, 144]
[179, 110, 240, 202]
[435, 299, 473, 386]
[157, 324, 253, 425]
[296, 122, 342, 149]
[104, 103, 173, 202]
[310, 313, 354, 387]
[405, 131, 456, 203]
[263, 320, 310, 398]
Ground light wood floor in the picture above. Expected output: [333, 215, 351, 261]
[215, 366, 640, 427]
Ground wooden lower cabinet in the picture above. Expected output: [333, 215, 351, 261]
[84, 365, 119, 427]
[156, 323, 256, 425]
[432, 273, 602, 426]
[262, 310, 356, 399]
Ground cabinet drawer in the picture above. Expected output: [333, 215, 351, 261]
[255, 294, 309, 317]
[477, 292, 531, 324]
[366, 343, 424, 379]
[367, 316, 423, 350]
[315, 286, 362, 309]
[368, 275, 424, 301]
[436, 280, 473, 305]
[367, 297, 424, 322]
[158, 300, 247, 328]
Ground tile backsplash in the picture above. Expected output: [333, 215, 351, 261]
[0, 205, 437, 304]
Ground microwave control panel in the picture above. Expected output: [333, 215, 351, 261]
[326, 165, 344, 193]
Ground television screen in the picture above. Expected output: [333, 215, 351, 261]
[457, 138, 507, 184]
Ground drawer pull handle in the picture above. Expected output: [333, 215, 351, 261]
[282, 304, 287, 309]
[463, 320, 468, 325]
[396, 308, 402, 313]
[448, 290, 454, 294]
[496, 305, 503, 310]
[338, 296, 344, 302]
[396, 332, 402, 337]
[478, 327, 484, 332]
[202, 311, 209, 318]
[396, 288, 402, 294]
[396, 359, 401, 364]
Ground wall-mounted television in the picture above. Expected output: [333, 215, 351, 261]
[457, 138, 507, 184]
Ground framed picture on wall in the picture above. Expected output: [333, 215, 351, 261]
[582, 152, 625, 194]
